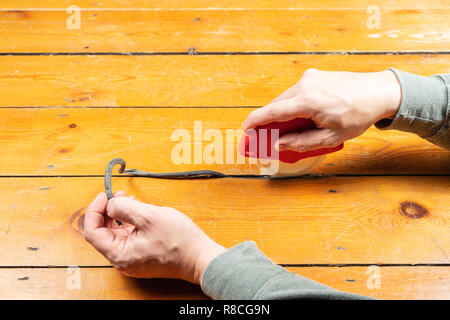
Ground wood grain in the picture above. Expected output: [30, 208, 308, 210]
[1, 8, 449, 53]
[0, 177, 448, 266]
[3, 0, 448, 10]
[0, 268, 206, 300]
[1, 55, 450, 107]
[287, 266, 450, 300]
[2, 0, 449, 301]
[0, 266, 448, 299]
[0, 108, 448, 175]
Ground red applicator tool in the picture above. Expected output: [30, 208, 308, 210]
[238, 118, 343, 176]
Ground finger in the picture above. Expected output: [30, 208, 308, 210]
[112, 191, 137, 228]
[242, 97, 311, 131]
[104, 190, 128, 228]
[106, 196, 157, 229]
[114, 190, 138, 201]
[110, 190, 138, 228]
[271, 82, 299, 103]
[104, 215, 118, 229]
[114, 190, 127, 197]
[84, 192, 115, 254]
[277, 129, 340, 152]
[84, 192, 109, 232]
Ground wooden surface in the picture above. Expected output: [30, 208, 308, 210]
[1, 177, 449, 266]
[1, 9, 449, 52]
[0, 0, 449, 300]
[0, 108, 448, 175]
[1, 267, 448, 300]
[3, 1, 449, 10]
[1, 55, 450, 107]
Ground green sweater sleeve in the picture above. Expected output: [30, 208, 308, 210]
[201, 242, 371, 300]
[375, 69, 450, 150]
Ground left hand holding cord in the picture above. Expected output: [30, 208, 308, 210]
[83, 191, 225, 284]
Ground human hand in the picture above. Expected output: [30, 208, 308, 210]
[83, 191, 225, 284]
[242, 69, 401, 152]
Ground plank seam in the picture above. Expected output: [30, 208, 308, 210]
[1, 52, 450, 56]
[0, 8, 446, 11]
[0, 106, 259, 109]
[280, 264, 450, 267]
[0, 174, 448, 178]
[0, 264, 448, 269]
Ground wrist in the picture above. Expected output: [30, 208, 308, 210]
[192, 240, 226, 285]
[379, 69, 402, 120]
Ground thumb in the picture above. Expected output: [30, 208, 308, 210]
[242, 97, 310, 131]
[106, 196, 156, 229]
[277, 128, 340, 152]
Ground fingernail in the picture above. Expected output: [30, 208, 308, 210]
[94, 192, 103, 202]
[277, 143, 286, 151]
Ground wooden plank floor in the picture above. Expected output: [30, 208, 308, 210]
[0, 0, 449, 299]
[1, 8, 449, 52]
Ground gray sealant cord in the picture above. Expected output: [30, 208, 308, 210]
[105, 157, 321, 200]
